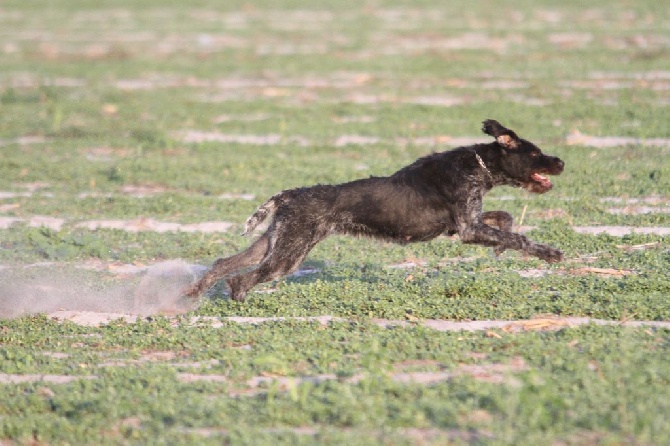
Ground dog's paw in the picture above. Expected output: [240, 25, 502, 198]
[535, 245, 564, 263]
[181, 284, 201, 299]
[493, 246, 506, 256]
[226, 277, 247, 303]
[523, 241, 563, 263]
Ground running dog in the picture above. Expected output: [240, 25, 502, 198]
[184, 119, 565, 302]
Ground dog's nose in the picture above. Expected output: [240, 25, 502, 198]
[554, 157, 565, 173]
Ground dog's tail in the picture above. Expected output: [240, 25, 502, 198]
[242, 191, 290, 236]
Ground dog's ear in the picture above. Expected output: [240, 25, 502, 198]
[482, 119, 520, 149]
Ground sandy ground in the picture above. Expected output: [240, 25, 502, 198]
[42, 311, 670, 330]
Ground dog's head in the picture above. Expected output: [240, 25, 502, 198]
[482, 119, 564, 194]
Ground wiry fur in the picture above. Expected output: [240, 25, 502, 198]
[243, 192, 282, 235]
[184, 120, 565, 302]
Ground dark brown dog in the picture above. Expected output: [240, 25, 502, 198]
[185, 119, 564, 302]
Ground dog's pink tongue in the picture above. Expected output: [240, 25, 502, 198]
[531, 173, 552, 189]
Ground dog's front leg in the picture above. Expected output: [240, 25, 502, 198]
[480, 210, 513, 256]
[459, 222, 563, 263]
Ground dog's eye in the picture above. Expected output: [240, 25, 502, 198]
[530, 151, 540, 157]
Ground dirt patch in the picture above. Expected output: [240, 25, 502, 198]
[28, 311, 670, 330]
[548, 33, 593, 48]
[515, 225, 670, 236]
[608, 206, 670, 215]
[400, 136, 488, 147]
[0, 215, 66, 231]
[0, 191, 32, 200]
[0, 216, 234, 233]
[456, 356, 527, 384]
[566, 130, 670, 147]
[177, 357, 527, 393]
[177, 131, 311, 147]
[333, 135, 381, 147]
[405, 95, 465, 107]
[391, 371, 452, 385]
[0, 374, 97, 384]
[601, 196, 670, 204]
[74, 218, 233, 233]
[601, 197, 670, 215]
[372, 32, 524, 54]
[189, 315, 342, 329]
[218, 192, 256, 201]
[517, 267, 634, 278]
[507, 95, 551, 106]
[212, 113, 272, 124]
[331, 115, 376, 124]
[373, 317, 670, 332]
[568, 267, 634, 277]
[119, 184, 173, 197]
[571, 226, 670, 236]
[111, 72, 371, 92]
[83, 146, 138, 162]
[177, 373, 229, 383]
[0, 136, 51, 147]
[177, 130, 493, 148]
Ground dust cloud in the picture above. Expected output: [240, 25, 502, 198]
[0, 260, 204, 319]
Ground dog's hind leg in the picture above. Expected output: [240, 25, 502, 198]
[183, 233, 271, 298]
[226, 224, 323, 302]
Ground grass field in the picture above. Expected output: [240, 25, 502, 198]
[1, 0, 670, 444]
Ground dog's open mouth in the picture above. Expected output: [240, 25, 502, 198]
[531, 172, 552, 188]
[526, 171, 554, 194]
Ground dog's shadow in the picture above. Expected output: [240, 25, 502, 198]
[202, 259, 395, 301]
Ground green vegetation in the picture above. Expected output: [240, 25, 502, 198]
[0, 0, 669, 443]
[1, 317, 670, 445]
